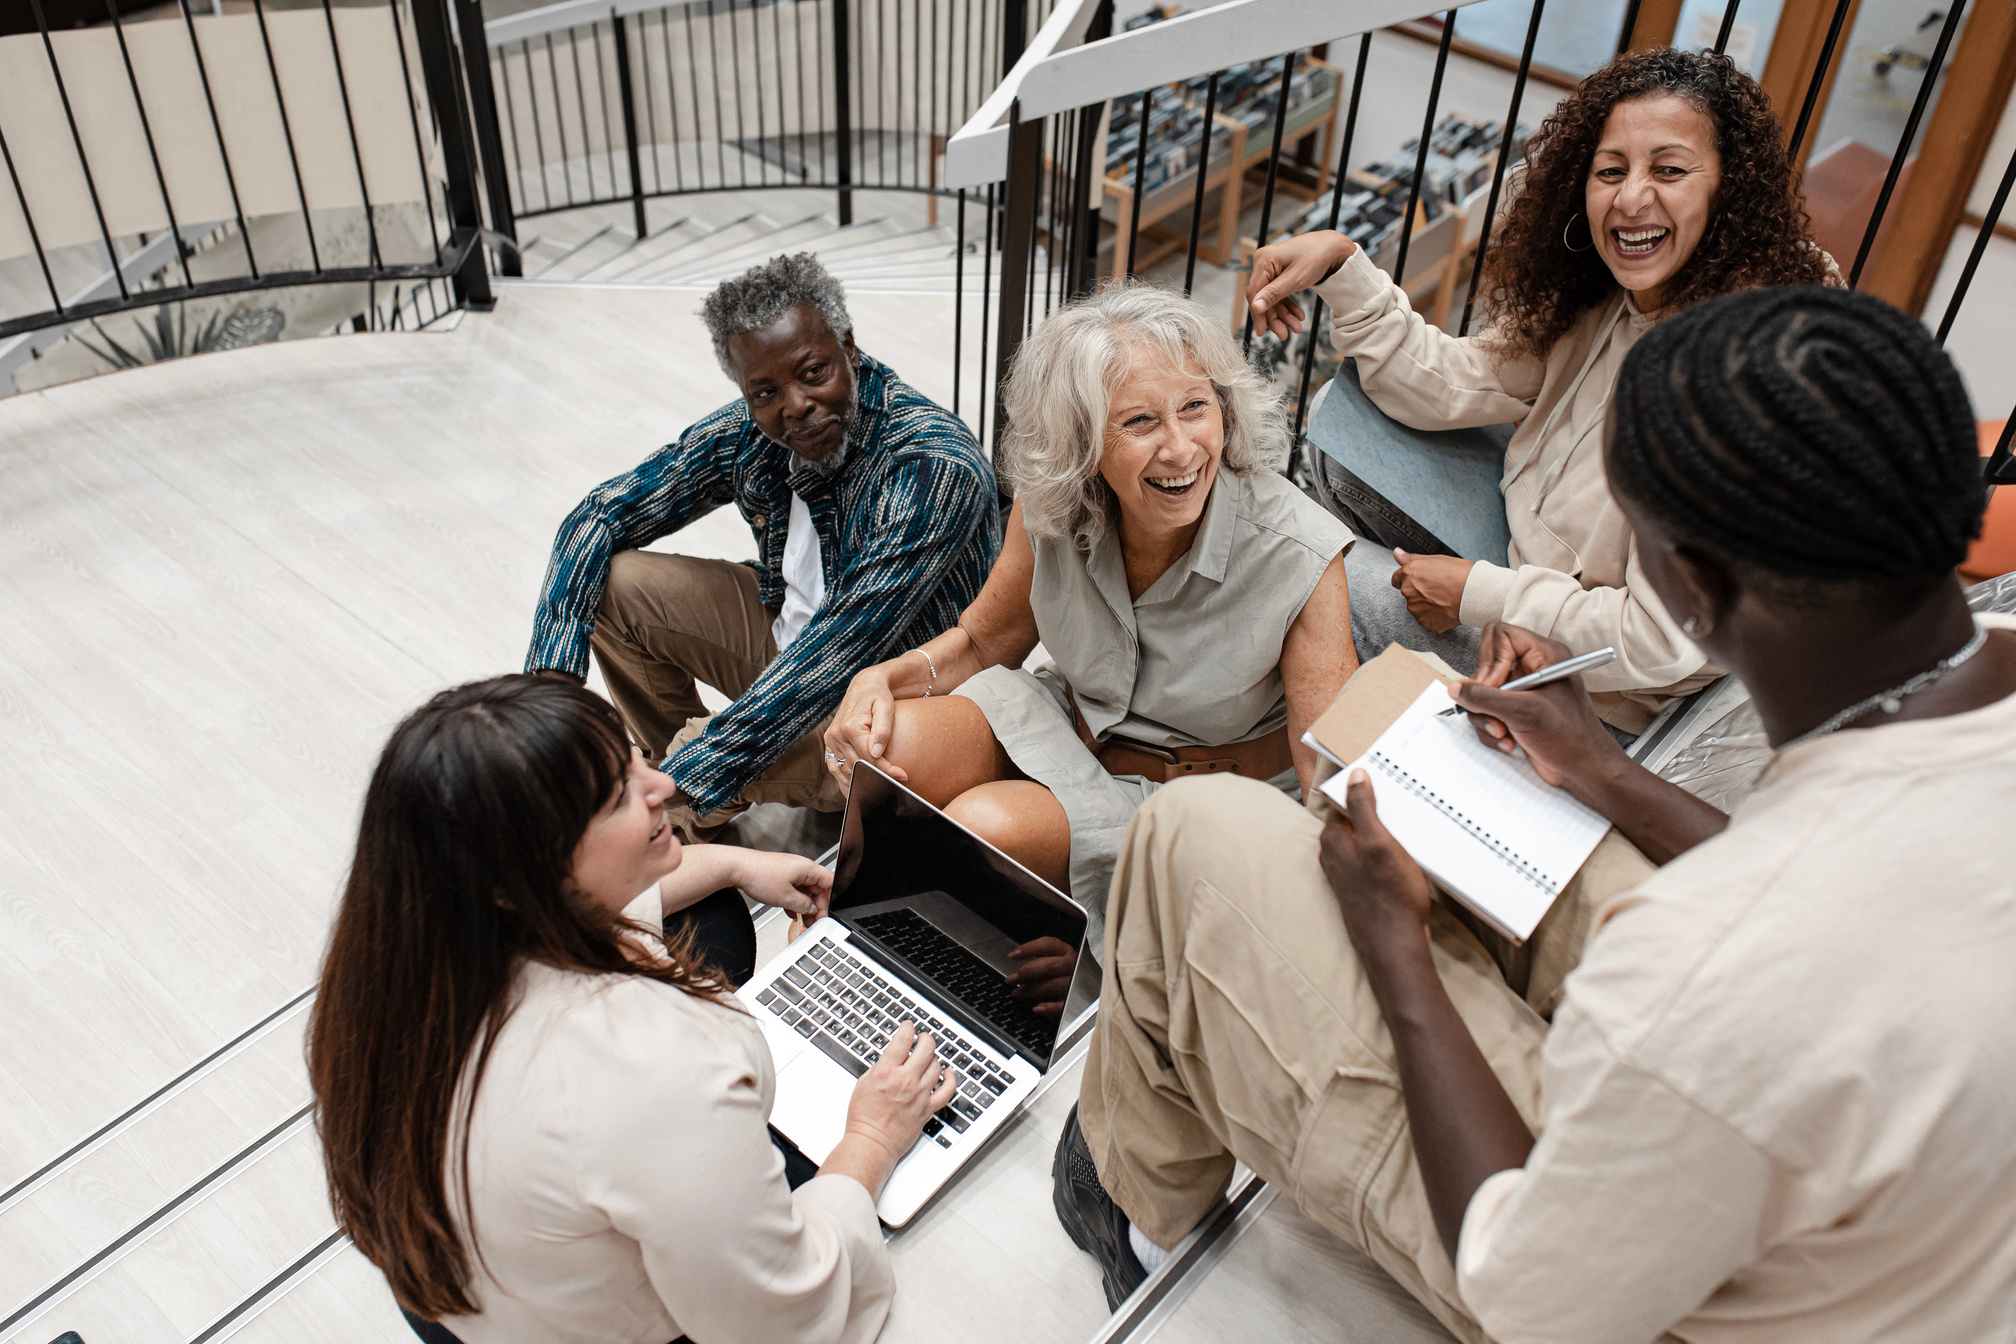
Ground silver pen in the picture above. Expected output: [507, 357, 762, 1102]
[1437, 646, 1618, 717]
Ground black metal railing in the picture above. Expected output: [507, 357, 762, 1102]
[982, 0, 2014, 488]
[476, 0, 1056, 257]
[0, 0, 493, 364]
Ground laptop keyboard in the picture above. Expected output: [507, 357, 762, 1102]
[854, 908, 1057, 1056]
[756, 938, 1013, 1148]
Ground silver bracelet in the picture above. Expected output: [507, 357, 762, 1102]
[910, 647, 938, 696]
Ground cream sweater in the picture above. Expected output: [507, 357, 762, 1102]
[1315, 248, 1717, 731]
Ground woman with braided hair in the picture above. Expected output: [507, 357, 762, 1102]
[1053, 286, 2016, 1342]
[1248, 47, 1835, 737]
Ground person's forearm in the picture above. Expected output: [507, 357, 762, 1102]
[817, 1130, 900, 1200]
[1568, 754, 1728, 865]
[1363, 936, 1535, 1260]
[881, 626, 986, 698]
[656, 844, 746, 915]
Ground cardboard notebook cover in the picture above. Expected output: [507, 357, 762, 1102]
[1306, 644, 1615, 944]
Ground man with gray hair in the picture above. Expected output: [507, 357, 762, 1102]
[527, 253, 998, 838]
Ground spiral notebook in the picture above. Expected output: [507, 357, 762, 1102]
[1317, 682, 1609, 942]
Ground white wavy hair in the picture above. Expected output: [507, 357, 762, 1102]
[999, 281, 1288, 548]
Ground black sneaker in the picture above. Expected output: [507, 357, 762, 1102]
[1052, 1103, 1148, 1310]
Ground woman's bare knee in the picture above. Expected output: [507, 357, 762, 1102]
[881, 696, 1007, 806]
[946, 781, 1070, 890]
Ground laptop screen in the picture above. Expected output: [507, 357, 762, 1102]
[829, 764, 1097, 1071]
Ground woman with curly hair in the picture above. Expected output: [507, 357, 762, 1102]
[823, 282, 1355, 939]
[1248, 47, 1834, 736]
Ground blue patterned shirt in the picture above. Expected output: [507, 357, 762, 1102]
[527, 354, 1000, 813]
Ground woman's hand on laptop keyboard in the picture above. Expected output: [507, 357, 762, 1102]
[726, 848, 833, 922]
[819, 1022, 962, 1197]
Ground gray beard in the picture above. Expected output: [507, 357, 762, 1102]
[785, 400, 860, 477]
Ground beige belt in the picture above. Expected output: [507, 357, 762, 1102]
[1071, 695, 1294, 785]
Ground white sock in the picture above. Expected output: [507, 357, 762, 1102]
[1127, 1221, 1170, 1274]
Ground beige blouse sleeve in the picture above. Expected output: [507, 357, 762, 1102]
[1313, 247, 1545, 430]
[570, 980, 895, 1344]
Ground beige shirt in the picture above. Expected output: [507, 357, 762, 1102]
[1030, 465, 1351, 749]
[1315, 249, 1715, 732]
[442, 892, 894, 1344]
[1457, 614, 2016, 1344]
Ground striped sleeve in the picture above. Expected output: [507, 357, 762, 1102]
[525, 415, 741, 677]
[665, 445, 995, 813]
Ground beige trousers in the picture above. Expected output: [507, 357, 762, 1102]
[590, 550, 844, 838]
[1077, 772, 1652, 1343]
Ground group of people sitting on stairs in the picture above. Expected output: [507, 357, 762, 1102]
[305, 48, 2016, 1344]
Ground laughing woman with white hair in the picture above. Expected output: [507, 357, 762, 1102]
[823, 283, 1355, 952]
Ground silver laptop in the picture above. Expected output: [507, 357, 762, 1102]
[737, 762, 1098, 1226]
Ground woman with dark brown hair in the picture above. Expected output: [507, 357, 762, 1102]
[1248, 47, 1834, 737]
[308, 674, 957, 1344]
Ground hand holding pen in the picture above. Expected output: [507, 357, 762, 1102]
[1437, 645, 1618, 717]
[1444, 625, 1626, 792]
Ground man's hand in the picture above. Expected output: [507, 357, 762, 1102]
[1391, 550, 1472, 633]
[1319, 769, 1437, 968]
[1247, 231, 1358, 341]
[1005, 937, 1076, 1018]
[1455, 623, 1625, 793]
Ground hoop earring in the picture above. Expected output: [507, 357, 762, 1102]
[1562, 211, 1593, 253]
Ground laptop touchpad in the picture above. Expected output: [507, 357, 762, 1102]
[771, 1051, 853, 1163]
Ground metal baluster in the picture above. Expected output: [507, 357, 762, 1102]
[929, 0, 939, 197]
[1712, 0, 1741, 54]
[176, 0, 257, 276]
[613, 15, 649, 236]
[1241, 51, 1297, 355]
[699, 5, 726, 188]
[749, 0, 769, 186]
[545, 36, 578, 206]
[998, 98, 1040, 456]
[1786, 0, 1852, 161]
[773, 0, 790, 190]
[1046, 113, 1063, 313]
[1615, 0, 1643, 53]
[408, 0, 495, 309]
[1183, 72, 1220, 297]
[955, 187, 967, 417]
[659, 11, 683, 194]
[815, 0, 829, 188]
[1461, 0, 1542, 335]
[594, 20, 623, 201]
[247, 0, 323, 270]
[525, 40, 554, 211]
[1935, 141, 2016, 346]
[0, 124, 60, 312]
[1125, 90, 1154, 279]
[637, 13, 662, 197]
[833, 0, 853, 220]
[320, 0, 383, 267]
[29, 0, 131, 299]
[1290, 32, 1372, 445]
[1848, 0, 1964, 288]
[104, 0, 194, 289]
[980, 182, 996, 445]
[495, 48, 524, 217]
[683, 5, 709, 190]
[793, 1, 810, 187]
[1392, 14, 1455, 286]
[395, 0, 444, 256]
[575, 24, 605, 198]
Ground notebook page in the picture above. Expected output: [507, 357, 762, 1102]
[1320, 684, 1609, 939]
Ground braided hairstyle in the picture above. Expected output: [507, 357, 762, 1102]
[1609, 286, 1984, 602]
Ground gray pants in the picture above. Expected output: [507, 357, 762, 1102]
[1344, 539, 1483, 675]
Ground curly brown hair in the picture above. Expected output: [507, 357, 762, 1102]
[1480, 47, 1829, 362]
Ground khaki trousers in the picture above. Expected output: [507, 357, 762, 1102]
[1078, 772, 1653, 1343]
[590, 550, 844, 838]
